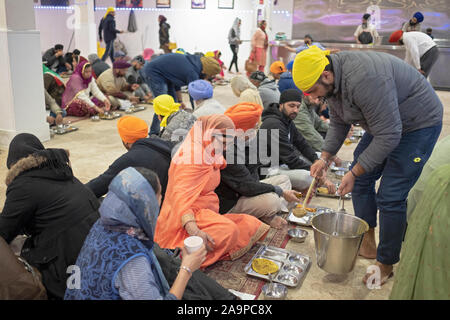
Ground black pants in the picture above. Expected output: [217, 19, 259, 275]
[420, 46, 439, 77]
[229, 44, 239, 72]
[102, 40, 115, 63]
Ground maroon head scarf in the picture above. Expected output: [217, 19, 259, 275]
[61, 60, 92, 108]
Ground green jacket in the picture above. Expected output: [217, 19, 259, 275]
[293, 100, 329, 152]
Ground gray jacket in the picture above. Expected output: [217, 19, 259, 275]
[323, 51, 443, 173]
[294, 99, 329, 152]
[258, 78, 281, 109]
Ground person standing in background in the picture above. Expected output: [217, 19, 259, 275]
[402, 12, 424, 32]
[99, 7, 123, 63]
[250, 20, 269, 72]
[389, 30, 439, 77]
[426, 28, 434, 39]
[228, 18, 242, 74]
[354, 13, 378, 44]
[159, 15, 171, 54]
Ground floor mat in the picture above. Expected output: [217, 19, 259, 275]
[203, 216, 291, 299]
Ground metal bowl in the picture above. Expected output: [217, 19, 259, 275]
[288, 228, 308, 243]
[91, 115, 100, 121]
[282, 264, 303, 275]
[288, 254, 309, 265]
[277, 273, 299, 286]
[125, 108, 134, 114]
[261, 283, 288, 300]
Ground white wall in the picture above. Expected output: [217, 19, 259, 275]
[34, 0, 294, 68]
[35, 0, 259, 69]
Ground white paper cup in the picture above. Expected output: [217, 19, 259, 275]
[184, 236, 204, 254]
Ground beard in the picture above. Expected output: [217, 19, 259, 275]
[318, 77, 335, 98]
[409, 19, 417, 26]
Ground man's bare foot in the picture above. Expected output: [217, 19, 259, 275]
[268, 216, 288, 229]
[47, 116, 55, 125]
[359, 228, 377, 259]
[363, 261, 394, 286]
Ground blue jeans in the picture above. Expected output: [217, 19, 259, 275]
[351, 124, 441, 265]
[145, 73, 177, 135]
[102, 40, 115, 63]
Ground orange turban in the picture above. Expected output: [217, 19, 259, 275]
[224, 102, 263, 131]
[117, 116, 149, 144]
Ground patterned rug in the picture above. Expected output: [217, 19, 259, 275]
[204, 216, 291, 299]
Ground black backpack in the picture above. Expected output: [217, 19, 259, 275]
[358, 31, 373, 44]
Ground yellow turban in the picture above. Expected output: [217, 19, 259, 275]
[205, 51, 215, 58]
[153, 94, 181, 127]
[104, 7, 115, 19]
[117, 116, 149, 144]
[293, 45, 330, 92]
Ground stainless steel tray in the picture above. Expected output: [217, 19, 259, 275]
[51, 125, 78, 135]
[316, 183, 352, 199]
[244, 245, 310, 288]
[330, 160, 351, 172]
[287, 206, 334, 226]
[99, 112, 122, 120]
[124, 106, 147, 114]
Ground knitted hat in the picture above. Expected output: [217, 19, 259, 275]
[279, 89, 303, 104]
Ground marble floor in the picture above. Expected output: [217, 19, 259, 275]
[0, 81, 448, 300]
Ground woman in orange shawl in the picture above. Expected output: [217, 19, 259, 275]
[155, 115, 270, 268]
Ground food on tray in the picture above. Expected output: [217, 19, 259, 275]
[251, 258, 279, 275]
[317, 187, 329, 194]
[296, 204, 316, 212]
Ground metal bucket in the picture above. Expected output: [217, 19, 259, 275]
[311, 212, 369, 274]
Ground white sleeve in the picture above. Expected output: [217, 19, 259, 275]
[371, 26, 379, 39]
[76, 88, 96, 107]
[403, 36, 421, 69]
[354, 25, 362, 37]
[90, 78, 107, 102]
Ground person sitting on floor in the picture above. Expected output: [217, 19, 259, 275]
[126, 55, 152, 103]
[230, 75, 264, 106]
[42, 44, 72, 74]
[215, 102, 302, 229]
[259, 89, 335, 191]
[249, 71, 280, 109]
[278, 60, 301, 94]
[0, 133, 100, 299]
[155, 115, 270, 268]
[43, 64, 67, 125]
[293, 93, 329, 152]
[62, 60, 112, 117]
[86, 116, 173, 199]
[96, 60, 141, 110]
[87, 53, 110, 79]
[143, 48, 155, 62]
[269, 61, 286, 81]
[153, 94, 197, 150]
[65, 167, 207, 300]
[188, 80, 226, 118]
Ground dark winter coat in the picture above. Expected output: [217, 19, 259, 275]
[215, 139, 282, 213]
[0, 155, 100, 299]
[86, 137, 173, 198]
[99, 14, 121, 43]
[260, 103, 318, 170]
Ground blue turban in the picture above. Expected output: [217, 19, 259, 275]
[413, 12, 424, 23]
[188, 80, 213, 100]
[286, 60, 294, 71]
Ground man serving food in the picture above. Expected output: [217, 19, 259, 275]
[292, 46, 443, 285]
